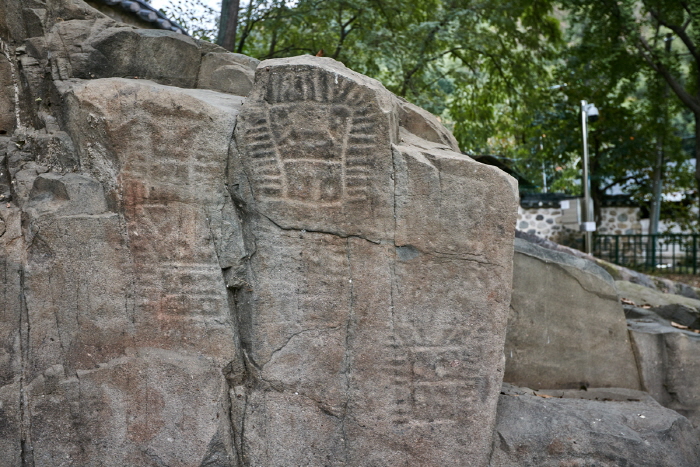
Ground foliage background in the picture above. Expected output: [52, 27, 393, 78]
[158, 0, 699, 232]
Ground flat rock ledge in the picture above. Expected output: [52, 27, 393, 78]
[491, 383, 700, 467]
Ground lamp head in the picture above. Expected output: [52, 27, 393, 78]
[585, 103, 599, 123]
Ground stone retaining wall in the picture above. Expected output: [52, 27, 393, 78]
[517, 203, 643, 242]
[597, 206, 642, 235]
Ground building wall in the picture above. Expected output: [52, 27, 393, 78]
[517, 206, 567, 240]
[597, 207, 642, 235]
[517, 202, 643, 242]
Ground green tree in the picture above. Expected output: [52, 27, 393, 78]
[484, 0, 698, 234]
[229, 0, 563, 152]
[558, 0, 700, 214]
[179, 0, 700, 229]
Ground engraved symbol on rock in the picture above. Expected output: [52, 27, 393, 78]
[243, 69, 380, 206]
[269, 104, 351, 203]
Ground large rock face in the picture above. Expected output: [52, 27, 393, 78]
[232, 56, 518, 466]
[21, 79, 244, 466]
[504, 238, 641, 390]
[0, 3, 519, 466]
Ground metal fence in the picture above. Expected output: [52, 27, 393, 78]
[593, 234, 700, 274]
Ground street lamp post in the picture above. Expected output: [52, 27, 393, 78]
[581, 100, 598, 254]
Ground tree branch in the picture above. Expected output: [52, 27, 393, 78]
[602, 174, 639, 192]
[680, 1, 693, 17]
[331, 11, 359, 59]
[399, 14, 453, 96]
[646, 6, 699, 62]
[218, 0, 240, 50]
[638, 35, 700, 114]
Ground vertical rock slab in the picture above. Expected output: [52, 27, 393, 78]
[0, 51, 16, 135]
[234, 56, 397, 239]
[504, 238, 642, 390]
[0, 204, 22, 467]
[233, 56, 517, 466]
[19, 79, 245, 466]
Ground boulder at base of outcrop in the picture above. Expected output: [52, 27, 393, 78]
[504, 238, 641, 390]
[628, 319, 700, 428]
[490, 384, 700, 467]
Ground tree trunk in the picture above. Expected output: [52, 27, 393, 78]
[695, 112, 700, 220]
[218, 0, 240, 52]
[649, 137, 664, 234]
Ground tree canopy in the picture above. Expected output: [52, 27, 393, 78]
[228, 0, 563, 155]
[553, 0, 699, 229]
[161, 0, 700, 231]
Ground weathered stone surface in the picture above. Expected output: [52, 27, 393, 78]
[619, 279, 700, 329]
[8, 78, 246, 465]
[0, 199, 24, 467]
[628, 319, 700, 428]
[395, 96, 460, 152]
[652, 277, 700, 299]
[0, 138, 11, 199]
[235, 56, 399, 239]
[26, 353, 234, 466]
[514, 229, 697, 293]
[233, 56, 518, 465]
[532, 386, 656, 402]
[504, 238, 641, 390]
[0, 380, 21, 467]
[624, 303, 671, 323]
[0, 51, 15, 136]
[490, 384, 700, 467]
[10, 131, 78, 176]
[49, 19, 202, 87]
[618, 279, 700, 307]
[27, 172, 106, 215]
[649, 303, 700, 329]
[2, 0, 92, 42]
[198, 52, 259, 96]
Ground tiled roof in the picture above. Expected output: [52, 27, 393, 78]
[520, 193, 638, 209]
[520, 193, 577, 209]
[93, 0, 187, 34]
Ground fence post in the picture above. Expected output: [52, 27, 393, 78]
[694, 235, 698, 275]
[668, 235, 673, 273]
[592, 234, 597, 257]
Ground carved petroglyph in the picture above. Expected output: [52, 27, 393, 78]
[231, 56, 518, 464]
[121, 177, 230, 320]
[235, 57, 396, 239]
[383, 343, 491, 427]
[240, 68, 380, 206]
